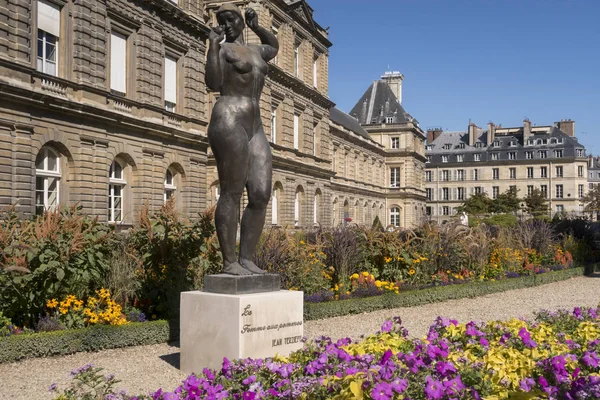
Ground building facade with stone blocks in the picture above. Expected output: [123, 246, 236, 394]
[348, 72, 428, 228]
[0, 0, 212, 225]
[425, 120, 589, 222]
[205, 0, 336, 229]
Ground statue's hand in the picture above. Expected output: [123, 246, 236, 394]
[245, 8, 259, 31]
[209, 25, 226, 43]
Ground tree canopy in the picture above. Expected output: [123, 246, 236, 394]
[523, 188, 549, 217]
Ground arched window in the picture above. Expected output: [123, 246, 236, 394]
[294, 186, 304, 227]
[164, 168, 176, 202]
[343, 199, 350, 224]
[271, 183, 282, 225]
[390, 207, 401, 227]
[313, 189, 321, 225]
[35, 147, 61, 215]
[108, 160, 126, 222]
[332, 198, 338, 226]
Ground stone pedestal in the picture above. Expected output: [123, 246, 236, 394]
[180, 290, 304, 373]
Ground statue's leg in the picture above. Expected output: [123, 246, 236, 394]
[210, 121, 252, 276]
[239, 131, 272, 274]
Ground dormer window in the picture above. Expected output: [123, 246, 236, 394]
[551, 138, 557, 144]
[456, 154, 464, 162]
[577, 149, 584, 157]
[509, 141, 517, 147]
[508, 152, 516, 160]
[475, 142, 483, 148]
[425, 145, 433, 151]
[474, 154, 481, 161]
[385, 116, 394, 124]
[527, 139, 534, 145]
[493, 141, 500, 148]
[491, 153, 499, 160]
[442, 155, 448, 163]
[537, 139, 542, 145]
[443, 144, 451, 150]
[557, 138, 564, 144]
[554, 149, 563, 158]
[456, 143, 465, 149]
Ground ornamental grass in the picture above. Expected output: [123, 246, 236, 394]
[52, 306, 600, 400]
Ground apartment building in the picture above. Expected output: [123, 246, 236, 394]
[425, 120, 588, 221]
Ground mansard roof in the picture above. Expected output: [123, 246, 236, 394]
[425, 125, 586, 165]
[348, 80, 416, 126]
[329, 107, 371, 140]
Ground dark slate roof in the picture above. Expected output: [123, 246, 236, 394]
[425, 126, 586, 165]
[329, 107, 371, 140]
[348, 80, 416, 125]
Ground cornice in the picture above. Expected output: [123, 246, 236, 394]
[268, 65, 335, 110]
[425, 157, 585, 169]
[385, 151, 427, 163]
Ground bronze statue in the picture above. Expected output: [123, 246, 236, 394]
[206, 5, 279, 275]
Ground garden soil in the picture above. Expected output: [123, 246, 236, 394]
[1, 275, 599, 399]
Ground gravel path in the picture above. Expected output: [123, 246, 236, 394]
[1, 275, 599, 399]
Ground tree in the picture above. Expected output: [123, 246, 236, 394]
[456, 192, 493, 216]
[581, 185, 600, 219]
[491, 187, 521, 214]
[523, 188, 549, 217]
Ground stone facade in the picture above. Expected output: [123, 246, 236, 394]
[0, 0, 211, 224]
[0, 0, 428, 230]
[425, 120, 589, 222]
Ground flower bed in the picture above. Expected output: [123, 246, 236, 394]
[52, 305, 600, 399]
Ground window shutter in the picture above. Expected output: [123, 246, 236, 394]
[110, 32, 127, 93]
[453, 188, 457, 200]
[164, 56, 177, 104]
[38, 0, 60, 37]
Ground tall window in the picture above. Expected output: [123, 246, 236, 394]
[578, 166, 584, 177]
[164, 56, 177, 112]
[441, 170, 449, 181]
[425, 171, 432, 182]
[556, 166, 563, 178]
[473, 169, 479, 181]
[493, 168, 499, 180]
[270, 107, 277, 143]
[390, 167, 400, 188]
[110, 32, 127, 94]
[293, 113, 300, 150]
[313, 191, 320, 224]
[108, 160, 126, 222]
[313, 55, 318, 87]
[492, 186, 499, 199]
[457, 170, 465, 181]
[457, 187, 465, 200]
[313, 122, 318, 156]
[556, 184, 563, 199]
[579, 184, 584, 198]
[541, 185, 548, 198]
[442, 188, 449, 200]
[527, 167, 534, 179]
[527, 185, 534, 196]
[271, 187, 279, 225]
[164, 169, 176, 202]
[391, 137, 400, 149]
[294, 187, 302, 227]
[509, 168, 516, 179]
[426, 188, 433, 200]
[35, 147, 60, 215]
[294, 42, 300, 78]
[37, 0, 60, 76]
[540, 166, 548, 178]
[390, 207, 400, 227]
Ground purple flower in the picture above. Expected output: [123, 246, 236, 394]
[518, 328, 537, 348]
[443, 376, 465, 395]
[520, 377, 535, 392]
[372, 382, 393, 400]
[391, 378, 408, 394]
[242, 392, 256, 400]
[583, 351, 600, 368]
[242, 375, 257, 386]
[48, 383, 57, 392]
[435, 361, 457, 376]
[425, 376, 444, 400]
[381, 320, 393, 333]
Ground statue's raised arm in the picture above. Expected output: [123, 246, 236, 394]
[245, 8, 279, 62]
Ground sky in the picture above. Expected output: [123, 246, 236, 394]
[307, 0, 600, 153]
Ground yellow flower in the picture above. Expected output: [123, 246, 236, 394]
[59, 306, 68, 315]
[46, 299, 58, 309]
[351, 273, 359, 280]
[362, 271, 369, 277]
[409, 269, 416, 275]
[299, 240, 305, 245]
[384, 257, 392, 263]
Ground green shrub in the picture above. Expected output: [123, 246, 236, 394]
[0, 206, 117, 327]
[0, 320, 171, 363]
[128, 201, 220, 320]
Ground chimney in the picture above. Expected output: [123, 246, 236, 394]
[487, 122, 496, 145]
[381, 71, 404, 105]
[589, 155, 594, 169]
[426, 127, 443, 144]
[556, 119, 575, 137]
[468, 122, 477, 147]
[523, 119, 531, 142]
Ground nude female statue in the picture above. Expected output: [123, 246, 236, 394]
[206, 4, 279, 275]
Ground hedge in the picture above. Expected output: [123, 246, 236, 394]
[0, 320, 172, 364]
[0, 266, 589, 363]
[304, 266, 586, 321]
